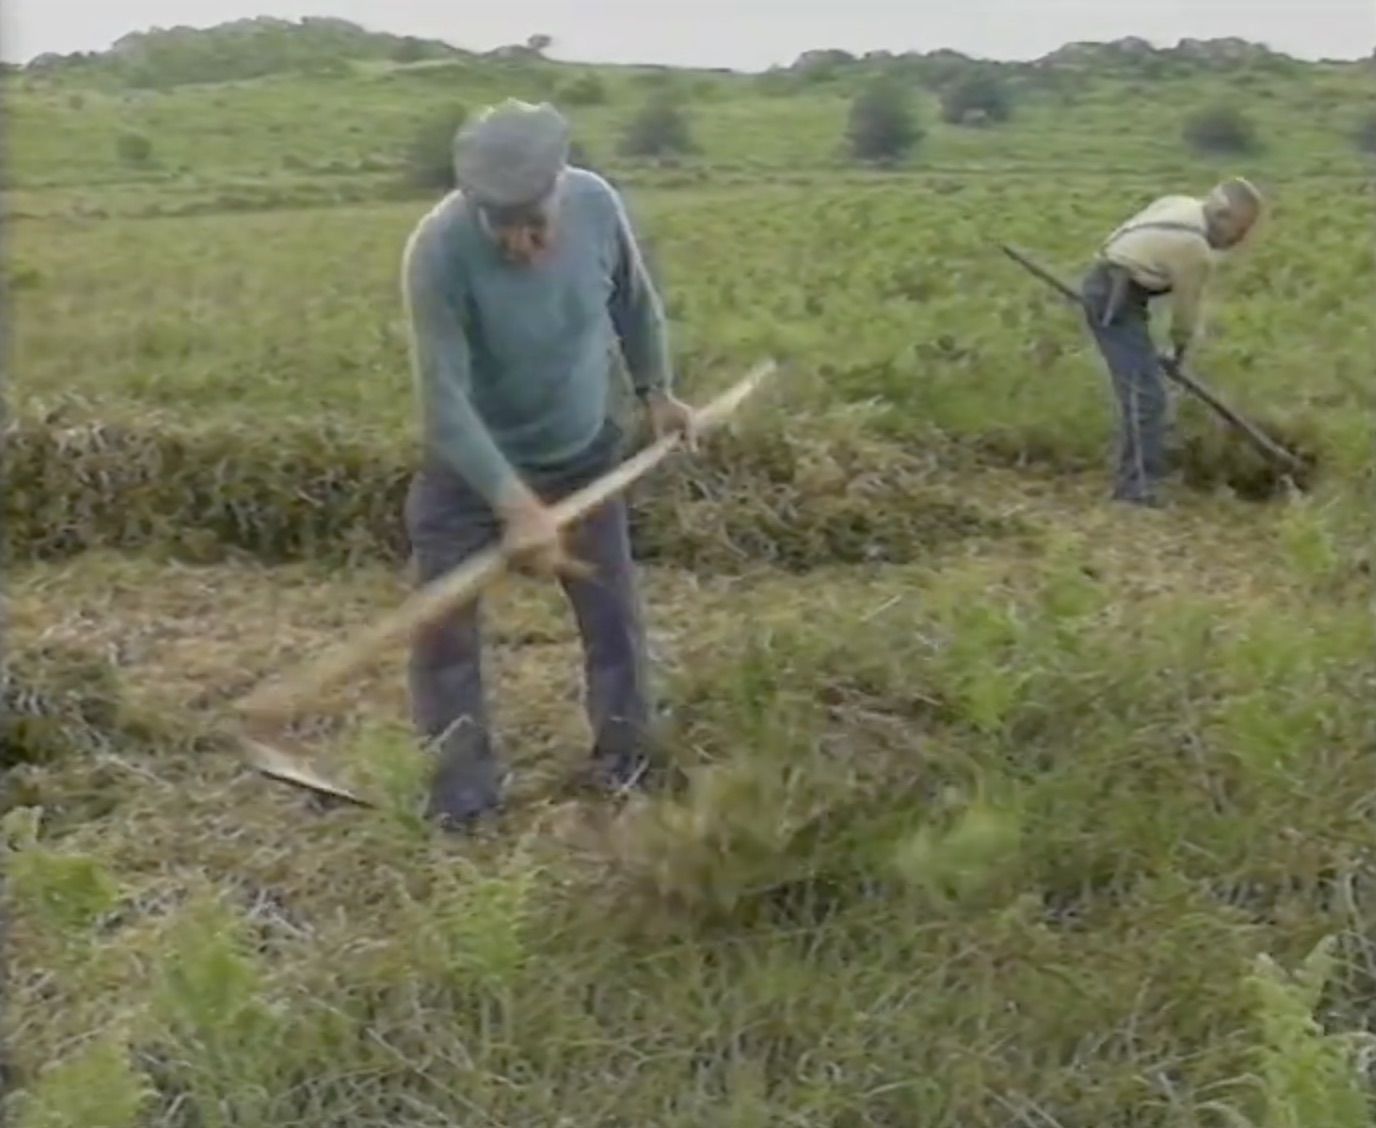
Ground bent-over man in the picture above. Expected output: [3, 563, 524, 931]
[400, 99, 697, 830]
[1080, 177, 1263, 507]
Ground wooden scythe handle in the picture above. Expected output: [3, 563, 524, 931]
[236, 359, 778, 724]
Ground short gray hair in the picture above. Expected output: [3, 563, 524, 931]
[453, 99, 572, 211]
[1204, 176, 1263, 219]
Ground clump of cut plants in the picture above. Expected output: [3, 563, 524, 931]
[4, 414, 1024, 570]
[1176, 409, 1322, 501]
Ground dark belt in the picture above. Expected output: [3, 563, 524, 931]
[1089, 259, 1170, 328]
[420, 416, 624, 501]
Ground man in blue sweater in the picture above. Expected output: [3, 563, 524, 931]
[401, 99, 697, 829]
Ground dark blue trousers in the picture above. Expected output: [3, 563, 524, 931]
[1080, 262, 1170, 504]
[403, 423, 652, 820]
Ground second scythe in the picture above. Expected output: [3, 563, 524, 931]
[997, 242, 1306, 476]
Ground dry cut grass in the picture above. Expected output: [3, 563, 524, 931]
[5, 460, 1375, 1125]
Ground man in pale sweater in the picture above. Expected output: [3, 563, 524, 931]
[1080, 177, 1263, 507]
[400, 100, 697, 829]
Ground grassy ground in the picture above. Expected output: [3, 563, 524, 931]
[4, 38, 1376, 1128]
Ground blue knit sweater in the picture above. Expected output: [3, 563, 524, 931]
[401, 168, 673, 504]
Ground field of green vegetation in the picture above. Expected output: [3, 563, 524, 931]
[4, 19, 1375, 1127]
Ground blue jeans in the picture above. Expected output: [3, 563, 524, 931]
[1081, 262, 1169, 504]
[404, 422, 652, 820]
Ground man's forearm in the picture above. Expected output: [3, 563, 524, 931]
[1168, 258, 1209, 352]
[404, 230, 525, 512]
[423, 389, 522, 509]
[1169, 298, 1201, 353]
[410, 334, 522, 508]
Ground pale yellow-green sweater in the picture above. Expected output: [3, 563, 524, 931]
[1098, 194, 1215, 348]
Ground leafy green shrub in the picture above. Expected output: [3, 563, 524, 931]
[940, 70, 1015, 125]
[390, 36, 435, 64]
[1183, 103, 1262, 155]
[401, 104, 466, 192]
[618, 94, 696, 159]
[846, 77, 924, 163]
[1246, 936, 1376, 1128]
[114, 130, 153, 166]
[630, 67, 677, 91]
[295, 56, 350, 79]
[1352, 110, 1376, 154]
[567, 138, 598, 173]
[559, 73, 607, 106]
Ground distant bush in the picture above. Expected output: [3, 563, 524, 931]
[846, 78, 923, 164]
[630, 68, 677, 91]
[618, 94, 696, 159]
[295, 56, 351, 79]
[390, 37, 437, 64]
[753, 66, 797, 98]
[567, 139, 597, 171]
[940, 70, 1015, 126]
[77, 18, 463, 89]
[559, 74, 607, 106]
[1182, 103, 1261, 155]
[114, 130, 153, 166]
[793, 49, 857, 85]
[1353, 110, 1376, 154]
[402, 105, 467, 192]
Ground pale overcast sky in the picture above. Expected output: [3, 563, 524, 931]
[3, 0, 1373, 68]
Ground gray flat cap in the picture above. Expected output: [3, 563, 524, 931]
[453, 99, 572, 209]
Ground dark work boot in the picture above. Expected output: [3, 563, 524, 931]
[424, 783, 502, 834]
[590, 746, 651, 795]
[588, 700, 676, 796]
[422, 725, 504, 834]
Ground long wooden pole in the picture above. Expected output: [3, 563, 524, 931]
[997, 243, 1306, 475]
[236, 359, 777, 726]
